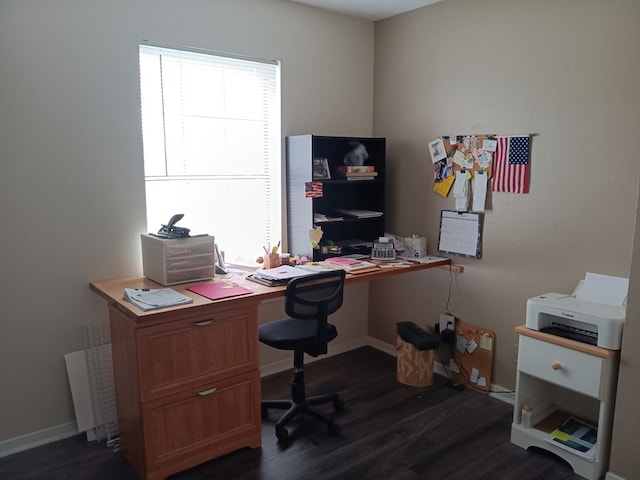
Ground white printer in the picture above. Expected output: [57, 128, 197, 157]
[525, 273, 628, 350]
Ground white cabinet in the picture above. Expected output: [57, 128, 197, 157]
[511, 325, 619, 480]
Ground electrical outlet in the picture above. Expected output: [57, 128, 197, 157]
[439, 313, 455, 333]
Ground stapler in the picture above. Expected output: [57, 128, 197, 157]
[155, 214, 191, 239]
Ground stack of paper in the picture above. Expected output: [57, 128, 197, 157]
[296, 262, 340, 274]
[248, 265, 318, 286]
[545, 417, 597, 460]
[335, 208, 383, 218]
[323, 257, 379, 274]
[123, 288, 193, 311]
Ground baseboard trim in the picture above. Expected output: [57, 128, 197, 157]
[260, 336, 514, 405]
[0, 422, 79, 458]
[5, 336, 513, 458]
[605, 472, 626, 480]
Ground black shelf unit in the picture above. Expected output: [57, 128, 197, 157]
[286, 135, 386, 261]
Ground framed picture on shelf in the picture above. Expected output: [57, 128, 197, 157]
[312, 158, 331, 180]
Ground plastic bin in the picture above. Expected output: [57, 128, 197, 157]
[396, 322, 440, 386]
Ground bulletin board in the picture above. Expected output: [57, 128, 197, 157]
[450, 319, 495, 394]
[445, 134, 495, 178]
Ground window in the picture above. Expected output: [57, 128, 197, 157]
[139, 44, 281, 266]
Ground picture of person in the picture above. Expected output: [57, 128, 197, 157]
[312, 158, 331, 179]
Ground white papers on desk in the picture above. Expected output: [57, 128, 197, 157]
[409, 255, 449, 264]
[575, 272, 629, 307]
[123, 288, 193, 311]
[253, 265, 317, 281]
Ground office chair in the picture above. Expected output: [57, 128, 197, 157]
[259, 269, 347, 442]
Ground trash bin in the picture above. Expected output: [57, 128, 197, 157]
[396, 321, 440, 386]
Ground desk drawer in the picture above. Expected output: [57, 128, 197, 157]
[138, 306, 258, 400]
[143, 370, 261, 470]
[518, 335, 603, 398]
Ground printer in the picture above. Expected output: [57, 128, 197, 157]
[526, 293, 625, 350]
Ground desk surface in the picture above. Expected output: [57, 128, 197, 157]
[90, 258, 450, 323]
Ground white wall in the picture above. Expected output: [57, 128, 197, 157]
[370, 0, 640, 477]
[0, 0, 375, 444]
[3, 1, 639, 476]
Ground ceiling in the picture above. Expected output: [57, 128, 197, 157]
[287, 0, 443, 21]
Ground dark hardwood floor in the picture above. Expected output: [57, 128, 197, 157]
[0, 347, 584, 480]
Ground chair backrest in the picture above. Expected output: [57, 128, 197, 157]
[285, 270, 346, 351]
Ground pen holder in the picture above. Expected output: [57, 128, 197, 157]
[263, 253, 281, 269]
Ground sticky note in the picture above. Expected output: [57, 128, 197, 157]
[480, 336, 493, 351]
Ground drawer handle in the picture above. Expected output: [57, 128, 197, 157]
[193, 319, 213, 326]
[551, 362, 562, 371]
[196, 387, 218, 396]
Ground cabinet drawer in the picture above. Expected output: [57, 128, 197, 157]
[518, 335, 603, 398]
[165, 265, 214, 285]
[143, 370, 261, 468]
[137, 306, 258, 400]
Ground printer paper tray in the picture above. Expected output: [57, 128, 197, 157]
[540, 326, 597, 346]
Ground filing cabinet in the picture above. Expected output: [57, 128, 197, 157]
[107, 301, 261, 480]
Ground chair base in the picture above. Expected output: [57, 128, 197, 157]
[262, 392, 344, 442]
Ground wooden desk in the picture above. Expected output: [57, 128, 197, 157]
[90, 259, 449, 480]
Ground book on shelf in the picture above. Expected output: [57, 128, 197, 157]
[346, 176, 376, 181]
[338, 171, 379, 180]
[336, 165, 376, 173]
[545, 416, 597, 460]
[342, 171, 378, 177]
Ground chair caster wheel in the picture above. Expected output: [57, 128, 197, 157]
[333, 398, 344, 412]
[276, 426, 289, 442]
[328, 421, 340, 436]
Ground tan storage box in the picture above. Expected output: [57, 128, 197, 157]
[141, 234, 215, 285]
[396, 336, 435, 387]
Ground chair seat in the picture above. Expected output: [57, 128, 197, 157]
[259, 318, 337, 352]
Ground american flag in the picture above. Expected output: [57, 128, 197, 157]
[305, 181, 323, 198]
[491, 135, 531, 193]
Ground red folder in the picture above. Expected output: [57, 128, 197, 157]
[188, 281, 253, 301]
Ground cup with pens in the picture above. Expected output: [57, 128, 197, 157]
[263, 241, 281, 269]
